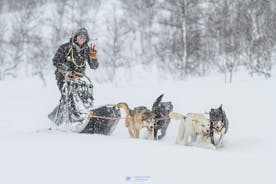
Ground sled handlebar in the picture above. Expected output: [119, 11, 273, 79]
[65, 71, 84, 79]
[59, 69, 92, 85]
[58, 69, 83, 79]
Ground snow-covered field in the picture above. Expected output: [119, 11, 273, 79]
[0, 71, 275, 184]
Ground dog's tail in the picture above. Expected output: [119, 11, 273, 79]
[152, 94, 164, 111]
[116, 102, 131, 116]
[169, 112, 186, 120]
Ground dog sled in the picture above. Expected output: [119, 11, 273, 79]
[48, 71, 121, 135]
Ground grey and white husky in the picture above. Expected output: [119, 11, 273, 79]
[209, 105, 229, 148]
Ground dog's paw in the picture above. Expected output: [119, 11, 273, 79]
[217, 144, 224, 148]
[214, 143, 224, 149]
[210, 144, 217, 150]
[183, 142, 190, 146]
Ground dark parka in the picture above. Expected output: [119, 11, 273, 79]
[53, 28, 99, 91]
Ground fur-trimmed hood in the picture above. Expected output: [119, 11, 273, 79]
[69, 27, 90, 52]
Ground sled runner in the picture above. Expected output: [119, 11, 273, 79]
[48, 71, 120, 135]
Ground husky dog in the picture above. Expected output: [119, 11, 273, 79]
[209, 105, 229, 148]
[170, 112, 210, 146]
[152, 94, 173, 140]
[117, 102, 156, 139]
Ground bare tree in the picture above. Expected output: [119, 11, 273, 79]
[45, 0, 69, 46]
[64, 0, 102, 31]
[154, 0, 205, 79]
[0, 20, 10, 79]
[120, 0, 156, 65]
[30, 35, 49, 86]
[241, 0, 274, 78]
[101, 4, 132, 82]
[7, 0, 41, 78]
[207, 0, 243, 83]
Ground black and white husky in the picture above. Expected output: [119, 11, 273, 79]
[209, 105, 229, 148]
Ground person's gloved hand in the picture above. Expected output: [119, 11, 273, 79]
[89, 44, 97, 59]
[66, 71, 75, 79]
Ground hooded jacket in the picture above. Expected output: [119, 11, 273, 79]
[53, 28, 99, 75]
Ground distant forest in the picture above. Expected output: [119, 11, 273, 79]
[0, 0, 275, 83]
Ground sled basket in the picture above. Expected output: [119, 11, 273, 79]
[49, 104, 121, 135]
[80, 104, 121, 135]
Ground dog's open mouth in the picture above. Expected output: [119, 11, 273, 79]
[202, 131, 209, 137]
[201, 131, 209, 142]
[147, 126, 154, 133]
[148, 128, 153, 132]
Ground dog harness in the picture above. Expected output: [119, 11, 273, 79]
[212, 122, 224, 132]
[210, 120, 225, 145]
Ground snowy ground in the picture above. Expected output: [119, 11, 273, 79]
[0, 71, 275, 184]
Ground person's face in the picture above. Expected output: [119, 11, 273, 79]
[76, 35, 87, 46]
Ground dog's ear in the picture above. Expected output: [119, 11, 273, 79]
[142, 111, 153, 120]
[219, 104, 223, 110]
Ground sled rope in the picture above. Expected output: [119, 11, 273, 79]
[67, 45, 86, 68]
[156, 116, 170, 121]
[87, 114, 170, 122]
[89, 114, 121, 121]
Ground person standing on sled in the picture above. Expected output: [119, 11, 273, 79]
[53, 27, 98, 92]
[49, 27, 121, 133]
[52, 27, 98, 121]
